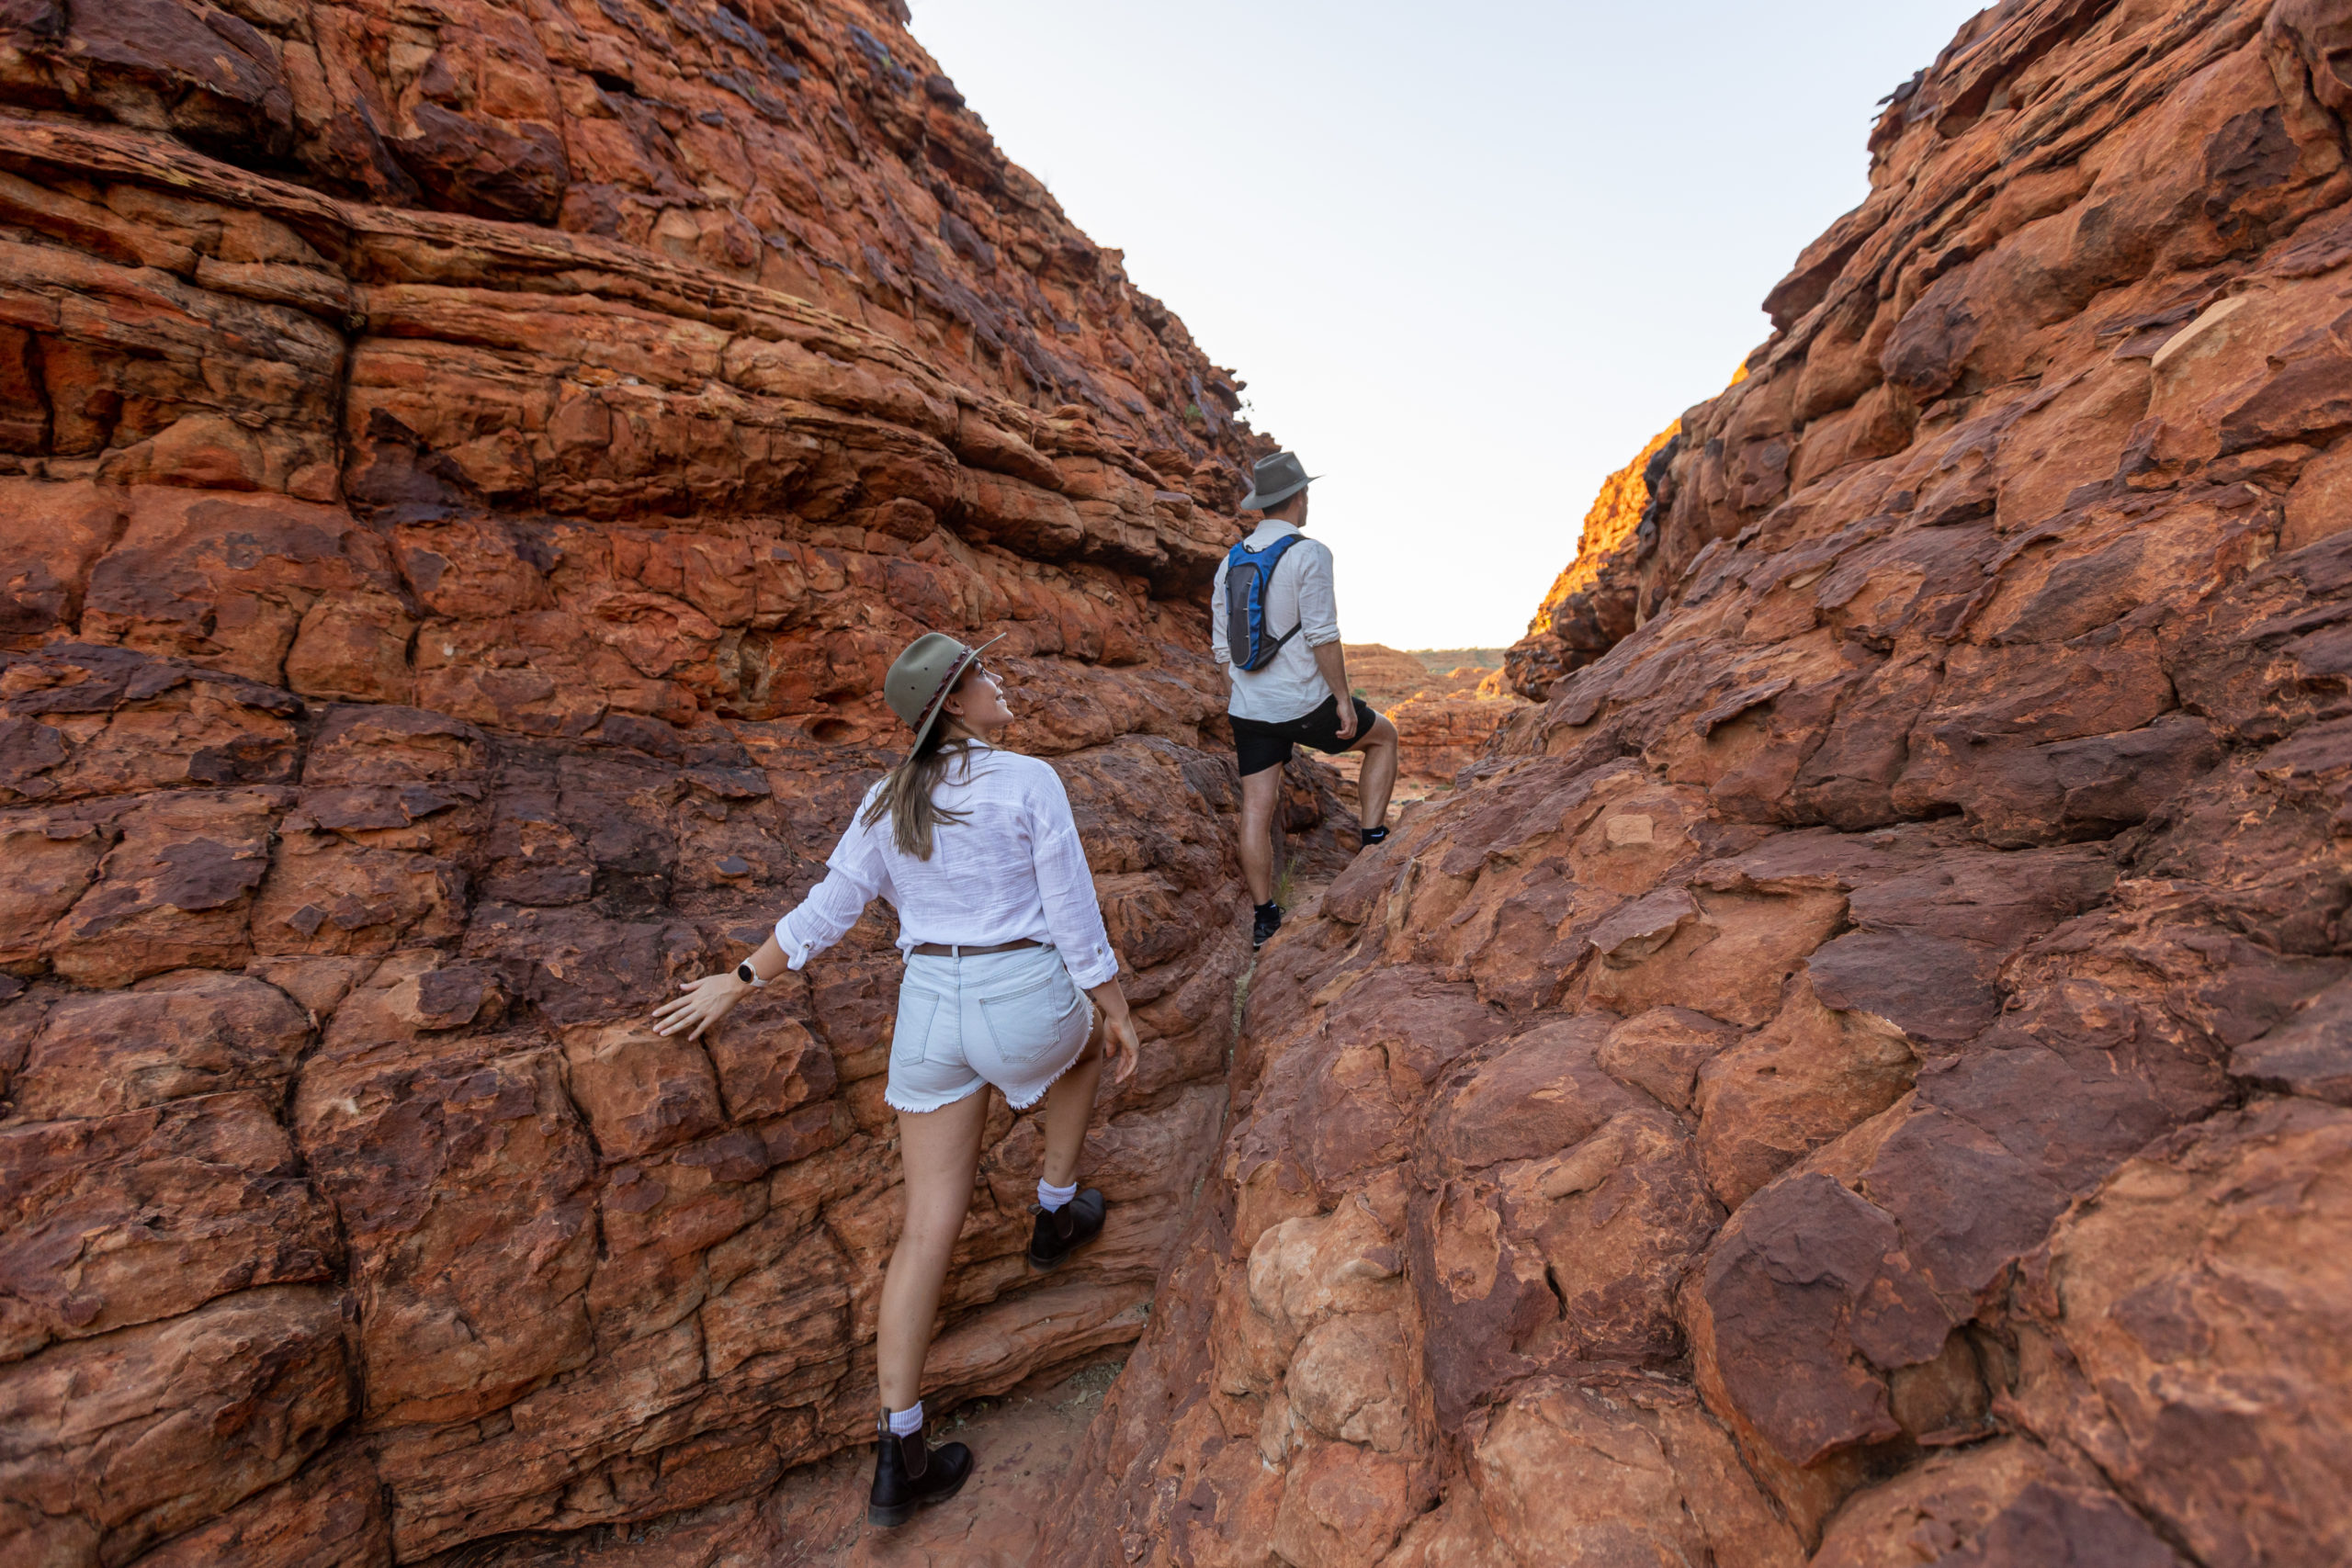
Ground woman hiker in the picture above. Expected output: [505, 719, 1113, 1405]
[649, 631, 1138, 1529]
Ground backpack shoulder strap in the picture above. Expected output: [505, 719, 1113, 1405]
[1257, 532, 1307, 567]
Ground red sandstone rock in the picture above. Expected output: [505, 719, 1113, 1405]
[1339, 644, 1530, 787]
[0, 1, 1339, 1562]
[1046, 6, 2352, 1563]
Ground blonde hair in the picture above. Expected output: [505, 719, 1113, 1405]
[863, 716, 978, 861]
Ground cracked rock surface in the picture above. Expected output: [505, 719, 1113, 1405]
[0, 1, 1356, 1562]
[1046, 4, 2352, 1564]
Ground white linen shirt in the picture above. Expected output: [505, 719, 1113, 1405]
[772, 743, 1121, 987]
[1210, 520, 1341, 723]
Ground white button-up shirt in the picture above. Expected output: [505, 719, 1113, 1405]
[772, 743, 1121, 987]
[1210, 520, 1342, 723]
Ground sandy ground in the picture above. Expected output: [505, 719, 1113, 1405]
[770, 1360, 1122, 1566]
[440, 1360, 1125, 1568]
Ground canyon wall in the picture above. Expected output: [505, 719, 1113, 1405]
[1050, 3, 2352, 1564]
[0, 2, 1337, 1562]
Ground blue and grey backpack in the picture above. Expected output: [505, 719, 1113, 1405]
[1225, 534, 1309, 671]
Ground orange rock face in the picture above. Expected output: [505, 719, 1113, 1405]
[1502, 423, 1679, 702]
[1048, 5, 2352, 1564]
[0, 3, 1353, 1563]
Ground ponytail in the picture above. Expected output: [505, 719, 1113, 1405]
[862, 723, 977, 860]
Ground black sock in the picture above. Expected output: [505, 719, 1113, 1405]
[1255, 898, 1281, 916]
[1361, 825, 1388, 845]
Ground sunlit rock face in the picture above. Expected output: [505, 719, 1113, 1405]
[0, 2, 1366, 1562]
[1502, 422, 1679, 703]
[1046, 4, 2352, 1564]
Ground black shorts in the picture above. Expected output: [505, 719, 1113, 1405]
[1229, 695, 1382, 777]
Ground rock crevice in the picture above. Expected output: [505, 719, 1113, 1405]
[1053, 4, 2352, 1564]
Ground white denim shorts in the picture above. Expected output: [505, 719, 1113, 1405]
[886, 943, 1095, 1114]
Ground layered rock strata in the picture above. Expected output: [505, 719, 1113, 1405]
[1049, 4, 2352, 1564]
[0, 2, 1337, 1563]
[1341, 645, 1528, 789]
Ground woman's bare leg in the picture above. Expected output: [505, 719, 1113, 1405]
[1038, 1012, 1106, 1189]
[876, 1088, 990, 1412]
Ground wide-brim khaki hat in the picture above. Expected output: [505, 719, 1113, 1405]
[884, 631, 1007, 750]
[1240, 450, 1319, 512]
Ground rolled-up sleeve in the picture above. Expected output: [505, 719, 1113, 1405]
[1296, 541, 1340, 647]
[1209, 557, 1232, 668]
[1027, 773, 1121, 987]
[775, 806, 885, 969]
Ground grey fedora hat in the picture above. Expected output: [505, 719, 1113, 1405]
[884, 630, 1007, 750]
[1240, 451, 1319, 512]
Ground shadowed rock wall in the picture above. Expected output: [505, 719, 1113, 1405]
[1047, 3, 2352, 1564]
[0, 3, 1348, 1563]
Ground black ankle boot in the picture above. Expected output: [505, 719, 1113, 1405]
[868, 1411, 973, 1528]
[1028, 1188, 1107, 1270]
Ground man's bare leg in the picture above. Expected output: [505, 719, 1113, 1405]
[1353, 713, 1401, 839]
[1238, 765, 1281, 906]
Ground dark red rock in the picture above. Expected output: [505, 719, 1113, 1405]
[10, 967, 310, 1118]
[0, 1090, 340, 1362]
[2008, 1098, 2352, 1567]
[1041, 6, 2352, 1562]
[0, 1287, 351, 1566]
[2236, 973, 2352, 1102]
[0, 2, 1312, 1553]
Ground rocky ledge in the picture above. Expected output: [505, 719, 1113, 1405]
[0, 2, 1352, 1563]
[1047, 4, 2352, 1565]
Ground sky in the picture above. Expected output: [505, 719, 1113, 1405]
[906, 1, 1991, 650]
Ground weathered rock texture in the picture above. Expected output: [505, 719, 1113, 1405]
[1342, 645, 1527, 788]
[0, 2, 1340, 1562]
[1049, 3, 2352, 1563]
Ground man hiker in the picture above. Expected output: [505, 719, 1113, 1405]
[1212, 451, 1400, 948]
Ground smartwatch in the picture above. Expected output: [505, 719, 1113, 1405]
[735, 960, 767, 987]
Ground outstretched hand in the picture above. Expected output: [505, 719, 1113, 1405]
[651, 972, 749, 1041]
[1102, 1008, 1141, 1088]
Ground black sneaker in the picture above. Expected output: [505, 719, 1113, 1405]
[1027, 1188, 1107, 1270]
[1252, 902, 1285, 949]
[868, 1411, 974, 1529]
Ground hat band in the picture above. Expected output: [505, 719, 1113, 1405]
[912, 648, 978, 736]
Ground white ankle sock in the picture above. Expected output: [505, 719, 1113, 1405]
[1037, 1179, 1078, 1213]
[887, 1401, 923, 1437]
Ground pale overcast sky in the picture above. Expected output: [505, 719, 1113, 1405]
[907, 1, 1990, 649]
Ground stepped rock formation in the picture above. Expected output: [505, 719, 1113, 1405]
[1048, 4, 2352, 1565]
[0, 2, 1353, 1562]
[1341, 645, 1528, 788]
